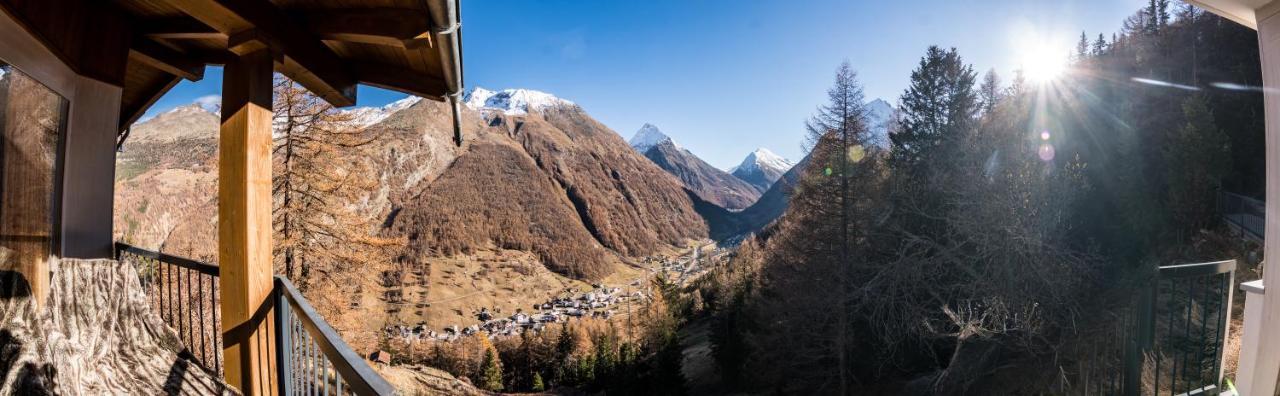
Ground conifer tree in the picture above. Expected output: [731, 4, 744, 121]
[802, 61, 871, 394]
[1165, 95, 1232, 237]
[1157, 0, 1170, 27]
[739, 61, 887, 394]
[273, 77, 381, 286]
[1076, 31, 1089, 60]
[479, 340, 504, 392]
[1093, 33, 1108, 56]
[890, 46, 979, 235]
[891, 46, 978, 174]
[1146, 0, 1170, 33]
[553, 323, 578, 384]
[1147, 0, 1158, 33]
[592, 328, 618, 384]
[652, 334, 688, 395]
[979, 69, 1002, 116]
[532, 372, 545, 392]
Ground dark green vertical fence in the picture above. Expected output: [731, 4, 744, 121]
[1078, 260, 1236, 396]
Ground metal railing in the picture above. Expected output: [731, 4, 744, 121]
[1143, 260, 1235, 396]
[1076, 302, 1134, 395]
[1075, 260, 1236, 396]
[115, 242, 222, 376]
[275, 276, 396, 395]
[114, 242, 393, 395]
[1219, 191, 1264, 241]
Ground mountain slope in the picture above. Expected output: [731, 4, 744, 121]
[116, 88, 707, 282]
[628, 124, 761, 210]
[695, 153, 807, 241]
[380, 90, 707, 279]
[734, 153, 807, 235]
[342, 96, 424, 128]
[114, 104, 220, 262]
[730, 148, 794, 191]
[702, 99, 891, 240]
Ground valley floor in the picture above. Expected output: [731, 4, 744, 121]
[382, 240, 720, 343]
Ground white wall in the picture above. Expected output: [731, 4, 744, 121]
[1253, 4, 1280, 394]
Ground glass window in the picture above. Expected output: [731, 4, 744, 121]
[0, 61, 67, 281]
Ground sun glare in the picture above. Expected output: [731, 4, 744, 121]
[1020, 45, 1068, 84]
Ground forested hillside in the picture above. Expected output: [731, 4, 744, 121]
[697, 2, 1264, 393]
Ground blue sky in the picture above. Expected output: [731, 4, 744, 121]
[145, 0, 1147, 169]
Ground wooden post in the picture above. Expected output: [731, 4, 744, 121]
[219, 47, 276, 395]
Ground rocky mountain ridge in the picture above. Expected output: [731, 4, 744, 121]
[627, 124, 762, 210]
[729, 148, 794, 192]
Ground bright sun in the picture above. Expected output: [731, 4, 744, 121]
[1021, 45, 1068, 84]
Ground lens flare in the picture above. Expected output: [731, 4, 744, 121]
[1038, 144, 1056, 162]
[847, 145, 866, 163]
[1132, 77, 1200, 91]
[1040, 131, 1051, 141]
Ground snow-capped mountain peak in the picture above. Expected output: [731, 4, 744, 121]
[165, 103, 218, 117]
[865, 98, 894, 149]
[629, 123, 676, 152]
[733, 148, 793, 174]
[729, 148, 795, 191]
[341, 95, 423, 128]
[462, 87, 575, 115]
[463, 87, 495, 109]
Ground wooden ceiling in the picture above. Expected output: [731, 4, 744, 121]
[0, 0, 463, 131]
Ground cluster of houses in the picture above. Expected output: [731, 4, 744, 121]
[381, 243, 725, 349]
[654, 244, 729, 285]
[384, 284, 650, 342]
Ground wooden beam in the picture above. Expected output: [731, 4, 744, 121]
[226, 28, 272, 57]
[218, 47, 277, 396]
[301, 8, 432, 48]
[145, 10, 431, 48]
[139, 17, 225, 40]
[129, 38, 205, 81]
[354, 62, 449, 100]
[162, 0, 356, 106]
[118, 75, 182, 132]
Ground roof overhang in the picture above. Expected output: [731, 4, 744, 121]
[0, 0, 464, 132]
[1186, 0, 1279, 29]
